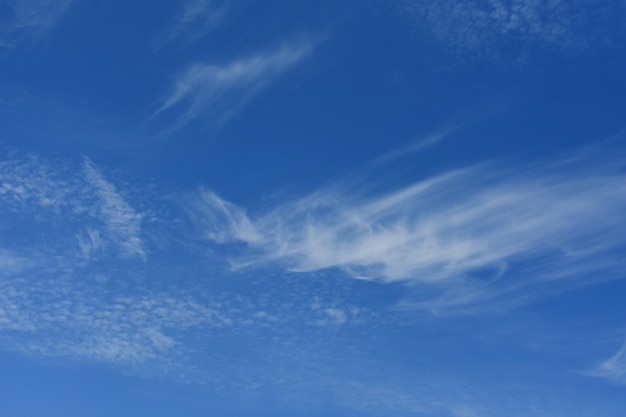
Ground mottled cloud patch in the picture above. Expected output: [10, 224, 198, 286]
[0, 277, 219, 368]
[0, 265, 372, 383]
[0, 151, 91, 216]
[398, 0, 626, 63]
[0, 150, 146, 262]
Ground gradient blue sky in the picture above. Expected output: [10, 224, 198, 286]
[1, 1, 626, 416]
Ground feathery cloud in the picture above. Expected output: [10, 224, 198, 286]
[152, 41, 315, 130]
[190, 148, 626, 312]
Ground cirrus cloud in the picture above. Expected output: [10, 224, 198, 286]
[189, 147, 626, 312]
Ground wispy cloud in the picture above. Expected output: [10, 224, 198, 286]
[0, 0, 74, 47]
[185, 189, 263, 243]
[373, 125, 457, 165]
[190, 148, 626, 312]
[83, 158, 146, 260]
[76, 227, 105, 259]
[155, 0, 231, 49]
[152, 41, 315, 130]
[398, 0, 626, 63]
[587, 343, 626, 385]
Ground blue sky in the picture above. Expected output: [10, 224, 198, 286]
[1, 1, 626, 416]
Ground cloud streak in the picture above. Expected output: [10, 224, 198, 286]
[152, 41, 315, 130]
[83, 158, 146, 259]
[155, 0, 230, 49]
[190, 148, 626, 312]
[373, 126, 457, 165]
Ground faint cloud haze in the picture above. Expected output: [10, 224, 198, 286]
[398, 0, 626, 63]
[587, 344, 626, 385]
[0, 0, 74, 46]
[154, 0, 231, 49]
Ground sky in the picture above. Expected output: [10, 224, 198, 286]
[1, 1, 626, 416]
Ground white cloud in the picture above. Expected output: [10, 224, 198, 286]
[0, 149, 371, 382]
[190, 149, 626, 312]
[152, 41, 315, 129]
[76, 228, 105, 259]
[185, 189, 262, 244]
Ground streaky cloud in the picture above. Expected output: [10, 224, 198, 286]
[190, 148, 626, 312]
[152, 40, 315, 130]
[185, 189, 262, 244]
[155, 0, 230, 49]
[373, 125, 457, 165]
[83, 157, 146, 260]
